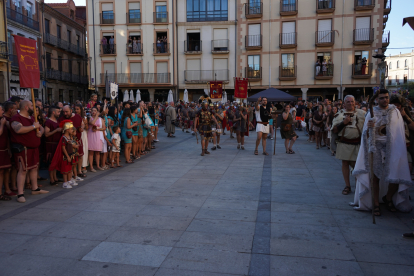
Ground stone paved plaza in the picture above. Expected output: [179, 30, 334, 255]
[0, 130, 413, 276]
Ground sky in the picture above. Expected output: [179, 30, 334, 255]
[45, 0, 414, 56]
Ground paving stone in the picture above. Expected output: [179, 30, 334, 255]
[271, 211, 337, 227]
[12, 208, 80, 222]
[107, 226, 183, 246]
[149, 195, 208, 207]
[86, 202, 147, 214]
[65, 210, 134, 226]
[161, 248, 250, 275]
[202, 198, 258, 211]
[82, 241, 172, 267]
[195, 208, 257, 222]
[62, 260, 158, 276]
[155, 268, 240, 276]
[139, 205, 199, 218]
[0, 218, 57, 235]
[187, 219, 255, 236]
[41, 222, 119, 241]
[12, 236, 100, 259]
[349, 243, 414, 265]
[0, 233, 35, 253]
[124, 215, 192, 230]
[358, 262, 414, 276]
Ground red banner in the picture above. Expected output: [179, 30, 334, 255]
[14, 35, 40, 88]
[234, 78, 248, 99]
[210, 81, 223, 99]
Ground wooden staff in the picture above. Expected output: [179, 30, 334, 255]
[31, 88, 39, 134]
[368, 93, 379, 224]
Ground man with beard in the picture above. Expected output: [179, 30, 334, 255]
[194, 101, 219, 156]
[10, 100, 48, 203]
[165, 102, 177, 137]
[59, 105, 85, 179]
[45, 106, 62, 185]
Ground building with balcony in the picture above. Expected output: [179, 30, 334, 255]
[385, 50, 414, 92]
[42, 1, 88, 104]
[87, 0, 176, 102]
[177, 0, 236, 102]
[236, 0, 390, 101]
[6, 0, 43, 101]
[0, 0, 9, 101]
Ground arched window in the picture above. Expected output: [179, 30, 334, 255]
[389, 62, 392, 69]
[397, 61, 399, 68]
[405, 59, 408, 67]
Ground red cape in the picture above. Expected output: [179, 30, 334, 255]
[49, 136, 72, 174]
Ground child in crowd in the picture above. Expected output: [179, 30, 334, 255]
[111, 126, 122, 168]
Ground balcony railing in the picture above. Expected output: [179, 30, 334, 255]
[384, 0, 391, 14]
[0, 42, 8, 59]
[100, 73, 171, 85]
[62, 72, 72, 82]
[45, 33, 57, 46]
[184, 40, 202, 53]
[279, 66, 297, 80]
[353, 28, 374, 45]
[153, 43, 170, 55]
[280, 1, 298, 16]
[127, 11, 141, 24]
[46, 69, 62, 80]
[100, 44, 116, 55]
[382, 30, 390, 47]
[6, 8, 39, 31]
[46, 69, 86, 84]
[57, 37, 69, 50]
[245, 67, 262, 81]
[211, 39, 229, 53]
[280, 33, 297, 48]
[245, 35, 262, 49]
[9, 54, 19, 67]
[352, 62, 372, 78]
[316, 0, 335, 13]
[100, 12, 114, 24]
[315, 30, 335, 46]
[154, 12, 168, 23]
[354, 0, 375, 10]
[245, 2, 263, 18]
[315, 63, 334, 79]
[126, 43, 143, 55]
[184, 70, 229, 83]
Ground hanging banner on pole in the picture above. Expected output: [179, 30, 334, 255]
[13, 35, 40, 88]
[234, 78, 248, 99]
[210, 81, 223, 102]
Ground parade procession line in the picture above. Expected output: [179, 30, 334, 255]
[0, 129, 413, 276]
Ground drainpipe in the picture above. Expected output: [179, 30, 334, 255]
[3, 0, 10, 100]
[92, 0, 97, 94]
[235, 0, 237, 84]
[339, 0, 345, 100]
[269, 0, 271, 88]
[172, 0, 176, 100]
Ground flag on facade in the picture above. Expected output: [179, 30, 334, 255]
[210, 81, 223, 102]
[13, 35, 40, 88]
[234, 78, 248, 99]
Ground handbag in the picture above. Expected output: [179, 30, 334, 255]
[126, 131, 132, 139]
[282, 123, 291, 132]
[11, 143, 25, 153]
[132, 126, 138, 132]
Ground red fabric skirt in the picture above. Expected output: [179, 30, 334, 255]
[46, 142, 59, 162]
[0, 149, 12, 169]
[14, 148, 39, 171]
[59, 160, 73, 174]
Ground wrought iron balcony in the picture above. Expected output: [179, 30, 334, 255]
[280, 1, 298, 16]
[354, 0, 375, 11]
[154, 12, 168, 24]
[6, 8, 39, 31]
[316, 0, 335, 13]
[45, 33, 57, 46]
[9, 54, 19, 67]
[100, 44, 116, 55]
[315, 63, 334, 79]
[245, 2, 263, 18]
[279, 66, 297, 81]
[184, 70, 229, 83]
[100, 73, 171, 85]
[153, 43, 170, 55]
[100, 12, 114, 24]
[315, 30, 335, 47]
[57, 37, 69, 50]
[0, 42, 8, 59]
[184, 40, 202, 54]
[382, 30, 390, 47]
[46, 69, 62, 81]
[352, 63, 372, 78]
[211, 39, 229, 54]
[353, 28, 374, 45]
[280, 32, 297, 49]
[127, 11, 141, 24]
[126, 43, 143, 55]
[245, 35, 262, 50]
[245, 67, 262, 81]
[384, 0, 391, 14]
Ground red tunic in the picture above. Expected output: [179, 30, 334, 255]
[49, 136, 73, 174]
[10, 113, 40, 170]
[59, 114, 84, 156]
[45, 119, 61, 162]
[0, 121, 12, 169]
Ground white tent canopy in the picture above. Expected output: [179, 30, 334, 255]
[136, 89, 141, 102]
[183, 89, 189, 103]
[123, 90, 129, 102]
[129, 90, 135, 102]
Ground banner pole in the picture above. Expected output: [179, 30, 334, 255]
[31, 88, 39, 134]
